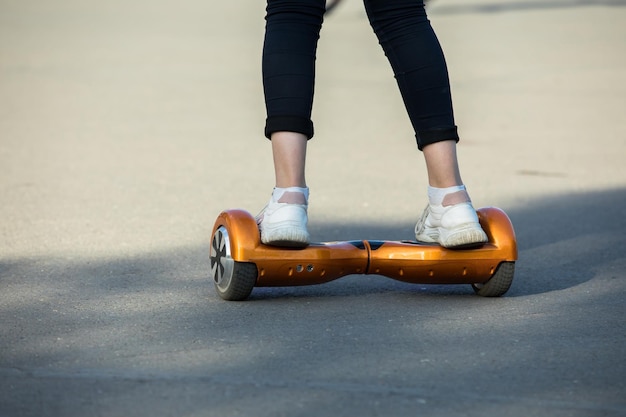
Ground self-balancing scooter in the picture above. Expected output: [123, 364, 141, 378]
[209, 207, 517, 301]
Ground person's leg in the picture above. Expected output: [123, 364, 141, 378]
[257, 0, 325, 246]
[272, 131, 308, 192]
[364, 0, 457, 150]
[263, 0, 324, 142]
[263, 0, 324, 190]
[423, 139, 462, 188]
[364, 0, 486, 247]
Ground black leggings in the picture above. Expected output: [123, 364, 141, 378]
[263, 0, 458, 150]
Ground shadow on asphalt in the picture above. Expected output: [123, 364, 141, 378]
[1, 188, 625, 417]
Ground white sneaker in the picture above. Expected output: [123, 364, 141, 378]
[415, 202, 488, 248]
[256, 189, 310, 248]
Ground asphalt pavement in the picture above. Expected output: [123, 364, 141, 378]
[1, 0, 625, 416]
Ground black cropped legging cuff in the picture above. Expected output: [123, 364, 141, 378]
[262, 0, 459, 150]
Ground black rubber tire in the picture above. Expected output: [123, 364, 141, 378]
[215, 261, 257, 301]
[471, 261, 515, 297]
[210, 225, 257, 301]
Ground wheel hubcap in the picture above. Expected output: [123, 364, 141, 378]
[210, 226, 234, 291]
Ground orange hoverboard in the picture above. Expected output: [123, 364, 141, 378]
[209, 207, 517, 301]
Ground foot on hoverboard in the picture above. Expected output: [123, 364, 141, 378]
[256, 188, 310, 248]
[415, 202, 488, 249]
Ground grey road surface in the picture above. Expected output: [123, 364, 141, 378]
[1, 0, 625, 416]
